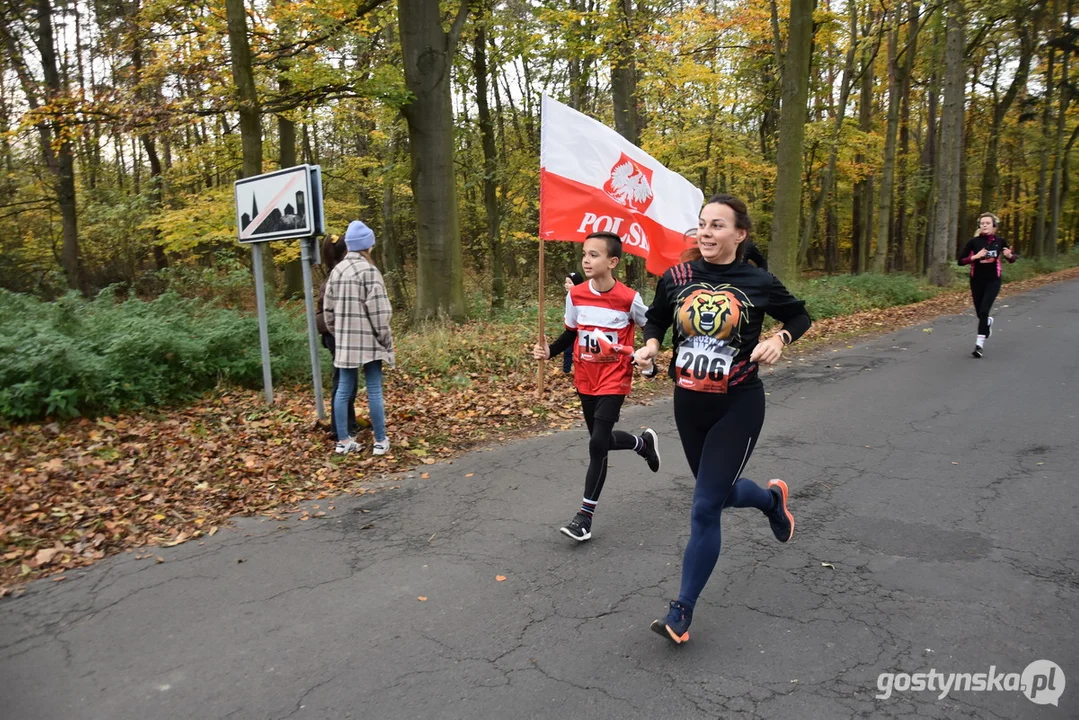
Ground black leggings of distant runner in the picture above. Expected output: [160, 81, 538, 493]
[970, 277, 1001, 336]
[578, 393, 640, 503]
[672, 383, 773, 610]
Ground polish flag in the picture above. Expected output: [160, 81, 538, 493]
[539, 96, 704, 276]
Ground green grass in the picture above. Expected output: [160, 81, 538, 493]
[798, 273, 938, 320]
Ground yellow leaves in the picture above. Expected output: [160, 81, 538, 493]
[140, 185, 236, 254]
[417, 596, 427, 602]
[495, 575, 507, 582]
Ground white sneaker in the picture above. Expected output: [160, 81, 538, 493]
[987, 316, 993, 337]
[372, 439, 391, 456]
[334, 438, 362, 455]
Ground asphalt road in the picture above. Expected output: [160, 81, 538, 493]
[2, 279, 1077, 720]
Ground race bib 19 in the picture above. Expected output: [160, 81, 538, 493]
[578, 330, 620, 363]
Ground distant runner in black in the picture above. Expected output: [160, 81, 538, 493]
[957, 212, 1017, 358]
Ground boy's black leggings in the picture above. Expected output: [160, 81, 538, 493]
[578, 393, 639, 502]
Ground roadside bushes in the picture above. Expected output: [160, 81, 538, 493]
[0, 289, 311, 420]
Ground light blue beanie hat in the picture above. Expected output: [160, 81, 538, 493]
[344, 220, 375, 251]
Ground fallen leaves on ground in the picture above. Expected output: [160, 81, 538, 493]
[2, 266, 1076, 591]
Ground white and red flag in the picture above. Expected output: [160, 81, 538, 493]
[539, 95, 704, 276]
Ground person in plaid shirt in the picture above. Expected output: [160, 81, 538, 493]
[316, 234, 358, 440]
[324, 221, 395, 455]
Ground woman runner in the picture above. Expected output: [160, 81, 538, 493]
[957, 212, 1017, 358]
[634, 194, 811, 644]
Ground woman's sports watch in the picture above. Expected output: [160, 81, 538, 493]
[775, 330, 792, 346]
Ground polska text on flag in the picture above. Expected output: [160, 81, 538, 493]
[539, 96, 704, 276]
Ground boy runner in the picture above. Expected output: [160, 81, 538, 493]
[532, 232, 661, 542]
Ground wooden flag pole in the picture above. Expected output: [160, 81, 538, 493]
[537, 235, 546, 397]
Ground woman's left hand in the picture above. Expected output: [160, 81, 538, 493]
[750, 336, 785, 365]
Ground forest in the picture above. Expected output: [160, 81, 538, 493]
[0, 0, 1077, 417]
[2, 0, 1078, 586]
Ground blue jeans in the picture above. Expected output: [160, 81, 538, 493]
[335, 360, 387, 443]
[322, 334, 356, 437]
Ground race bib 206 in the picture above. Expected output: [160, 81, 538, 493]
[675, 337, 736, 393]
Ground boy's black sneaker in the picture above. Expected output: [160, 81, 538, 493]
[972, 346, 983, 358]
[641, 428, 661, 473]
[650, 600, 692, 644]
[559, 513, 592, 542]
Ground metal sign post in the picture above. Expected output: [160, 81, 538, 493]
[250, 241, 274, 405]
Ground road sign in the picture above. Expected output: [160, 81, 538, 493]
[234, 165, 316, 243]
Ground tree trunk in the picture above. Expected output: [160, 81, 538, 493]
[47, 11, 82, 293]
[226, 0, 262, 179]
[73, 2, 98, 192]
[474, 14, 504, 310]
[278, 68, 305, 299]
[852, 12, 875, 275]
[492, 66, 518, 281]
[800, 0, 859, 270]
[893, 1, 920, 272]
[825, 198, 838, 272]
[770, 0, 815, 281]
[1033, 42, 1056, 258]
[5, 0, 86, 293]
[978, 25, 1033, 214]
[1048, 14, 1070, 258]
[929, 0, 964, 286]
[873, 12, 901, 273]
[567, 0, 594, 113]
[917, 31, 941, 275]
[760, 0, 783, 161]
[1059, 123, 1079, 248]
[610, 0, 644, 288]
[398, 0, 469, 321]
[129, 18, 168, 272]
[380, 128, 408, 309]
[225, 0, 276, 293]
[956, 68, 978, 249]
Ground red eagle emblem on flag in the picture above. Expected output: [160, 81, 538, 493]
[602, 153, 655, 213]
